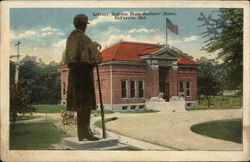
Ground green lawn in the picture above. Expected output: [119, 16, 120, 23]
[190, 119, 242, 143]
[33, 105, 66, 113]
[10, 122, 68, 150]
[198, 95, 242, 109]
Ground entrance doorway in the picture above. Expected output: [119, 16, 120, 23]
[159, 67, 169, 101]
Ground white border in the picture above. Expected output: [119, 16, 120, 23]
[1, 1, 249, 161]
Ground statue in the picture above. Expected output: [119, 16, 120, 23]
[65, 14, 102, 141]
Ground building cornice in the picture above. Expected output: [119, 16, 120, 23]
[100, 61, 147, 66]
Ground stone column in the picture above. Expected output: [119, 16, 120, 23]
[150, 64, 159, 97]
[146, 60, 159, 98]
[171, 63, 178, 98]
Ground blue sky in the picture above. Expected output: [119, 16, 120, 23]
[10, 8, 219, 63]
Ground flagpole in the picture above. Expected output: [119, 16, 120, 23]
[166, 21, 168, 47]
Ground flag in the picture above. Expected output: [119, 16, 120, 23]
[166, 18, 178, 35]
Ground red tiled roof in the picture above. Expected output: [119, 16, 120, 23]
[139, 46, 162, 55]
[59, 42, 198, 69]
[177, 57, 198, 66]
[101, 42, 161, 62]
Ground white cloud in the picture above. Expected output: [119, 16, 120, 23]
[183, 35, 200, 42]
[128, 28, 159, 33]
[52, 39, 66, 48]
[168, 39, 182, 44]
[41, 31, 52, 37]
[10, 26, 64, 41]
[57, 32, 64, 36]
[99, 33, 166, 48]
[89, 15, 118, 26]
[41, 27, 59, 32]
[98, 26, 172, 47]
[11, 30, 37, 40]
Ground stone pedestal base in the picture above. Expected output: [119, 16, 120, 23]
[50, 137, 138, 150]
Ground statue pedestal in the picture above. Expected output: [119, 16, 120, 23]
[50, 137, 137, 150]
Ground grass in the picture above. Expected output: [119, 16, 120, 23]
[33, 105, 66, 113]
[94, 117, 118, 128]
[197, 95, 242, 109]
[10, 122, 68, 150]
[190, 119, 242, 143]
[92, 110, 114, 116]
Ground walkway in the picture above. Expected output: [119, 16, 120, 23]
[15, 113, 61, 124]
[15, 109, 243, 151]
[103, 109, 242, 151]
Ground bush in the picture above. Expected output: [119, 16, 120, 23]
[10, 82, 35, 128]
[60, 110, 76, 125]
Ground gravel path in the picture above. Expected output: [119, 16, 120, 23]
[105, 109, 243, 151]
[15, 113, 61, 124]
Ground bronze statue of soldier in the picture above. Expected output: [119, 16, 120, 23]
[65, 14, 102, 141]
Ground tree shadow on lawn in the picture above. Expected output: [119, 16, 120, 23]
[190, 119, 242, 143]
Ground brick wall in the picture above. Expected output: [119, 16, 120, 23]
[60, 64, 198, 107]
[146, 66, 159, 98]
[110, 65, 147, 105]
[177, 67, 197, 101]
[93, 65, 111, 105]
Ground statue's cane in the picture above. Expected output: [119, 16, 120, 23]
[96, 45, 106, 139]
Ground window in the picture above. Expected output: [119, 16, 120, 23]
[121, 80, 127, 98]
[130, 80, 136, 98]
[139, 105, 145, 109]
[138, 80, 144, 97]
[122, 106, 128, 110]
[179, 80, 192, 97]
[179, 80, 185, 97]
[63, 82, 66, 95]
[186, 80, 191, 97]
[131, 105, 136, 110]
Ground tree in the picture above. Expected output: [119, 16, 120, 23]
[10, 61, 16, 85]
[197, 59, 222, 107]
[10, 82, 34, 129]
[198, 8, 243, 92]
[18, 57, 61, 104]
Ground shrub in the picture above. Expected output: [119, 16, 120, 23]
[60, 110, 76, 125]
[10, 82, 35, 128]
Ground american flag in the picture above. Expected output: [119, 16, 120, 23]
[166, 18, 178, 35]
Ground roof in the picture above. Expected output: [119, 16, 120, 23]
[177, 57, 198, 66]
[101, 41, 161, 62]
[59, 41, 198, 69]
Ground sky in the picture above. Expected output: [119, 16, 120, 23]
[10, 8, 219, 64]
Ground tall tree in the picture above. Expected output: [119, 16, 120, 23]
[198, 8, 243, 92]
[18, 57, 61, 104]
[197, 58, 222, 107]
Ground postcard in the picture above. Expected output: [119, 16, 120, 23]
[1, 1, 249, 161]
